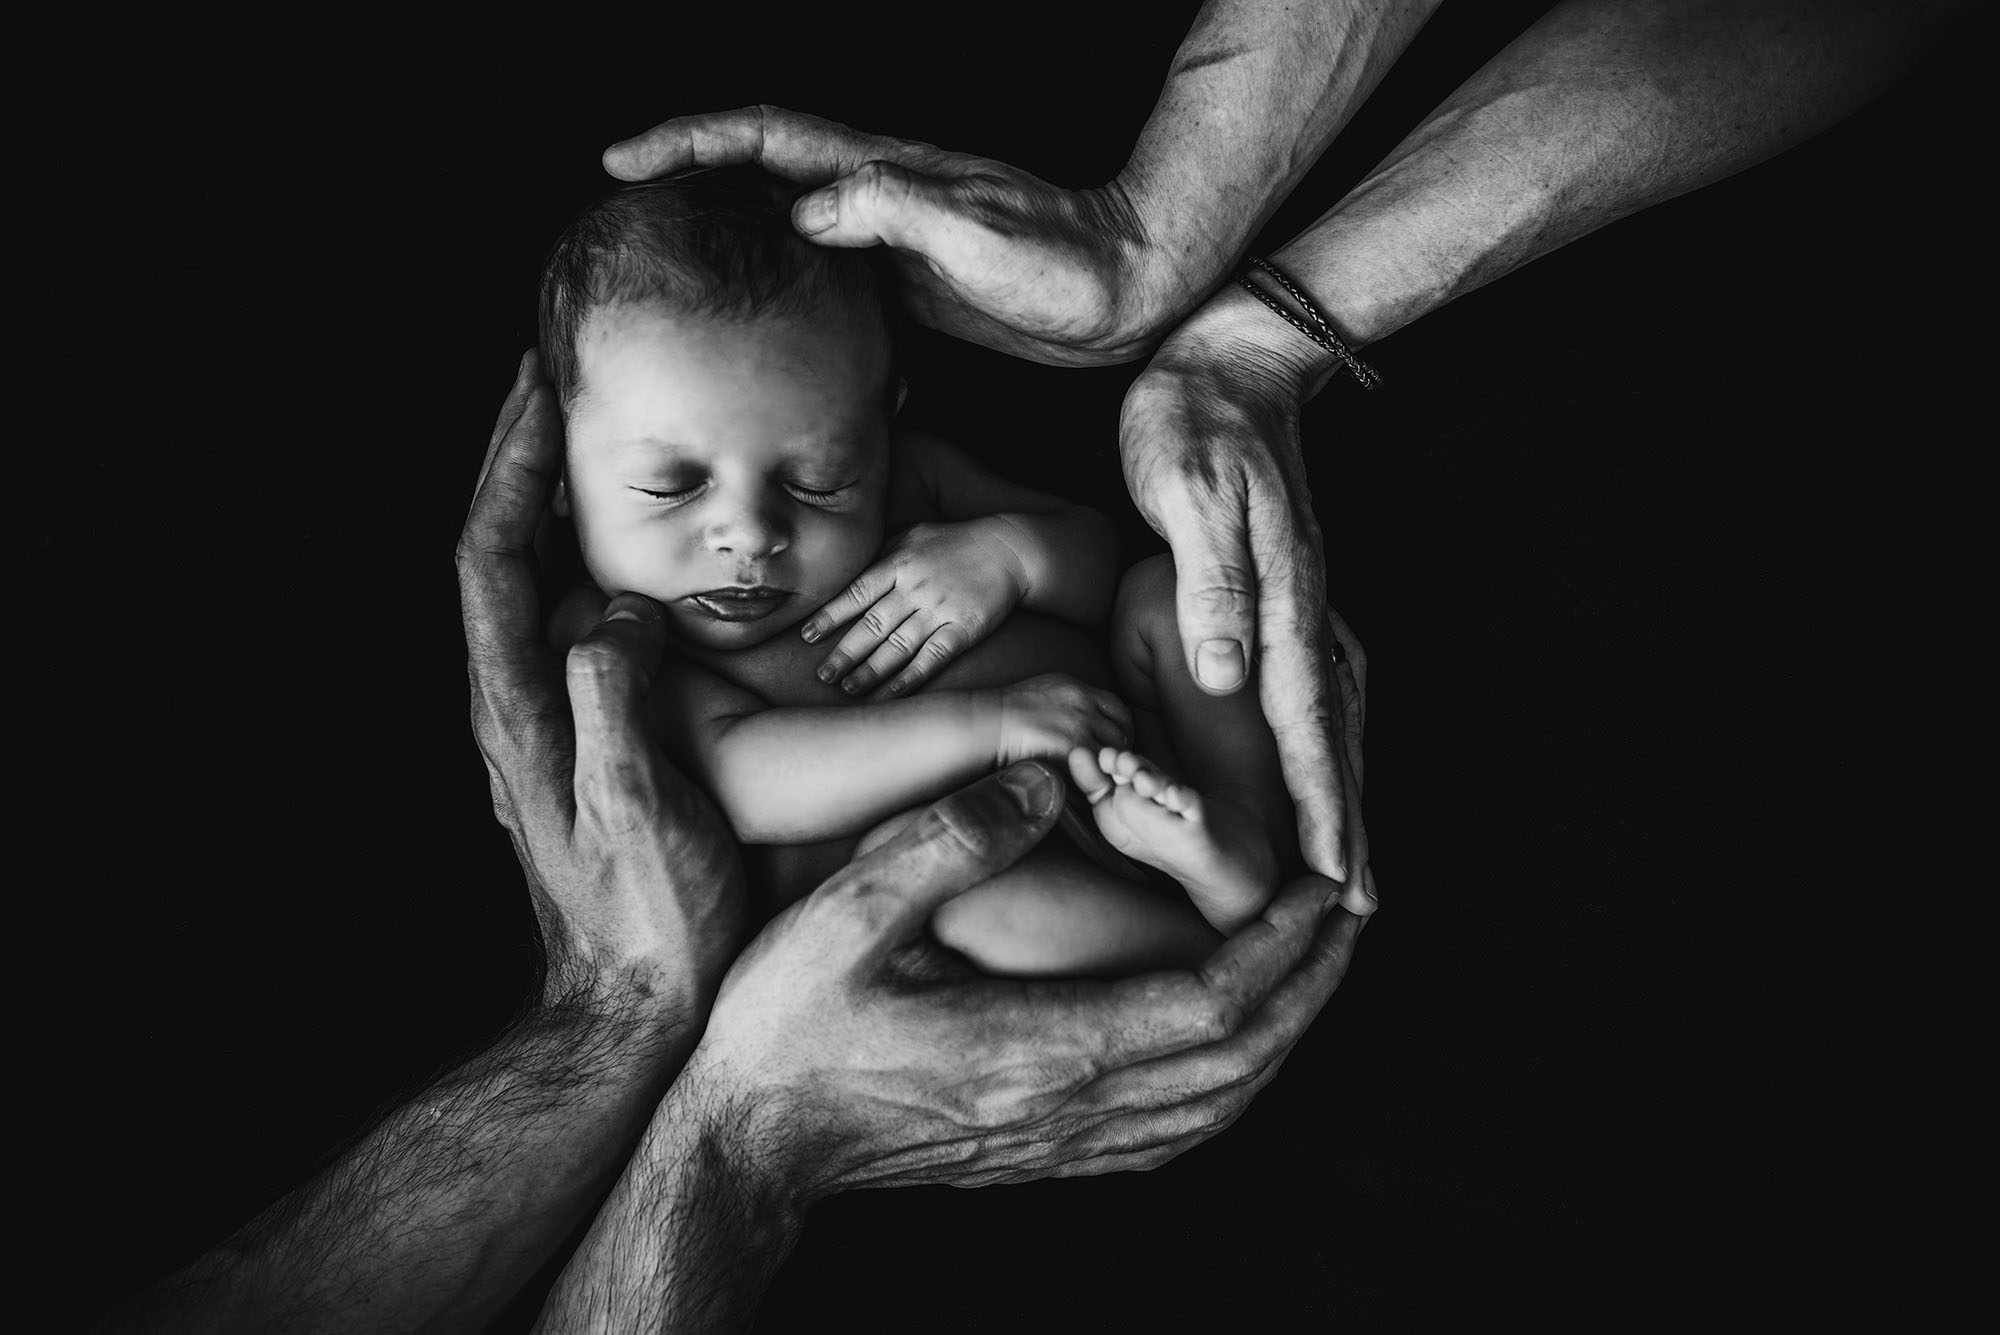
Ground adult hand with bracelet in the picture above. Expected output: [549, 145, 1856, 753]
[601, 0, 1971, 929]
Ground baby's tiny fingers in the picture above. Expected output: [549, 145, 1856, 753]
[819, 594, 908, 684]
[803, 564, 893, 644]
[884, 625, 968, 697]
[842, 611, 931, 695]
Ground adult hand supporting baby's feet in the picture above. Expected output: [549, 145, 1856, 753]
[607, 763, 1367, 1202]
[1120, 281, 1375, 914]
[459, 350, 749, 1023]
[599, 105, 1190, 367]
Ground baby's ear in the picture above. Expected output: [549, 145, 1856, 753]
[551, 470, 571, 518]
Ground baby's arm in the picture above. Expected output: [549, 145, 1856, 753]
[656, 657, 1129, 845]
[901, 431, 1118, 627]
[804, 432, 1119, 696]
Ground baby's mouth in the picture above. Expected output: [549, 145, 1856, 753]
[684, 585, 791, 623]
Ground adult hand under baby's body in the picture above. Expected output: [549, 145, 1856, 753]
[615, 760, 1367, 1198]
[802, 517, 1031, 698]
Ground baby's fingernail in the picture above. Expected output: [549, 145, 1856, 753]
[795, 189, 838, 234]
[1196, 639, 1245, 690]
[998, 763, 1059, 818]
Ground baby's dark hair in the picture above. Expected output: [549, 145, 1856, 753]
[538, 166, 892, 409]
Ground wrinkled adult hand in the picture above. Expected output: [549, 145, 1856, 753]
[668, 612, 1371, 1195]
[1121, 284, 1375, 912]
[457, 351, 747, 1010]
[602, 105, 1176, 366]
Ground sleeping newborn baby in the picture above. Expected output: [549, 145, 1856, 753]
[538, 167, 1297, 976]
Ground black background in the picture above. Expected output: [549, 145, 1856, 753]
[22, 2, 1987, 1327]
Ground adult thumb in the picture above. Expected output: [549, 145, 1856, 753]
[791, 158, 957, 254]
[817, 761, 1064, 968]
[1168, 512, 1260, 696]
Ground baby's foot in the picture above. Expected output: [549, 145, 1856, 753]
[1067, 746, 1277, 934]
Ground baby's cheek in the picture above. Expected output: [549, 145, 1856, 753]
[804, 515, 884, 596]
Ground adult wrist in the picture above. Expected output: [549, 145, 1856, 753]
[538, 951, 711, 1057]
[1156, 281, 1338, 406]
[1091, 172, 1234, 352]
[657, 1050, 818, 1222]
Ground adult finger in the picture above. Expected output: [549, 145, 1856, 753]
[476, 349, 540, 500]
[800, 761, 1065, 966]
[801, 563, 894, 645]
[1025, 874, 1348, 1085]
[789, 159, 969, 254]
[565, 596, 671, 830]
[460, 368, 560, 652]
[1259, 597, 1348, 885]
[459, 359, 568, 830]
[1063, 890, 1364, 1120]
[602, 105, 911, 184]
[1156, 483, 1260, 696]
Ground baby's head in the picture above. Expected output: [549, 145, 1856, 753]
[539, 167, 900, 651]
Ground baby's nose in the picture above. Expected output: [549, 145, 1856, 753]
[705, 496, 791, 558]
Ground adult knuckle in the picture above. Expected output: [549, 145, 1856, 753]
[563, 637, 624, 690]
[1189, 575, 1256, 622]
[850, 158, 909, 211]
[1192, 994, 1245, 1045]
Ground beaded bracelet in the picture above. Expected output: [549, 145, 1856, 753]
[1234, 256, 1382, 389]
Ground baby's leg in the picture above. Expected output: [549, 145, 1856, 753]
[859, 807, 1221, 978]
[1074, 554, 1294, 934]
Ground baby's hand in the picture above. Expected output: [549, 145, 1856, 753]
[992, 674, 1131, 766]
[803, 519, 1029, 697]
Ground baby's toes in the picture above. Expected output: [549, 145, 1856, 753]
[1110, 749, 1145, 784]
[1068, 746, 1114, 801]
[1161, 782, 1201, 819]
[1131, 764, 1166, 800]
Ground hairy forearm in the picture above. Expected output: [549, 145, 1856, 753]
[1274, 0, 1964, 355]
[990, 508, 1117, 626]
[100, 984, 703, 1334]
[1115, 0, 1443, 319]
[704, 694, 998, 843]
[535, 1067, 804, 1334]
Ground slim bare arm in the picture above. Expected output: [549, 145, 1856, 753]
[1254, 0, 1972, 354]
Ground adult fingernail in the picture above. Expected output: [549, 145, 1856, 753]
[998, 763, 1059, 818]
[795, 188, 837, 234]
[603, 594, 660, 623]
[1197, 639, 1245, 690]
[801, 622, 822, 643]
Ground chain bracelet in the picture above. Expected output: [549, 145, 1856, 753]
[1235, 256, 1382, 389]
